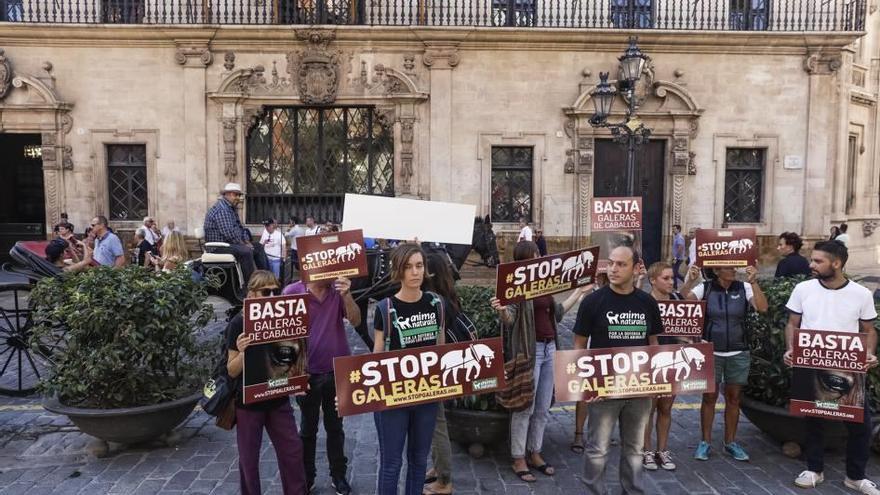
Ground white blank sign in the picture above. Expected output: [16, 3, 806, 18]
[342, 194, 476, 245]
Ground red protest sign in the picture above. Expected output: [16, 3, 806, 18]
[591, 197, 642, 232]
[242, 294, 310, 404]
[333, 338, 505, 416]
[494, 246, 600, 305]
[694, 228, 757, 267]
[554, 343, 715, 402]
[297, 229, 368, 283]
[658, 300, 706, 337]
[789, 329, 869, 423]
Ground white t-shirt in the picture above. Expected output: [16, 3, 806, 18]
[143, 226, 161, 246]
[785, 278, 876, 333]
[691, 282, 756, 356]
[304, 226, 320, 237]
[260, 230, 285, 259]
[286, 225, 305, 250]
[835, 233, 850, 247]
[518, 226, 533, 242]
[688, 238, 697, 267]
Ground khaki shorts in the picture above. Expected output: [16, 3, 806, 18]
[714, 351, 750, 385]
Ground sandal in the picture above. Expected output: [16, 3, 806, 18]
[424, 469, 438, 485]
[512, 467, 536, 483]
[529, 463, 555, 476]
[423, 481, 454, 495]
[570, 431, 585, 454]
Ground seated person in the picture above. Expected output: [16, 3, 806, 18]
[45, 238, 93, 273]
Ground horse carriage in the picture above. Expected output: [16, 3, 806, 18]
[0, 216, 499, 396]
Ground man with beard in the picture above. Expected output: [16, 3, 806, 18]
[573, 245, 663, 495]
[783, 240, 879, 494]
[204, 183, 256, 284]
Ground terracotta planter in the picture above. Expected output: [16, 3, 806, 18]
[43, 391, 201, 444]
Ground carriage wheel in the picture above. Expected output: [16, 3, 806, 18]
[0, 283, 66, 396]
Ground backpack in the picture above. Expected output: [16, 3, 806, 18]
[376, 291, 446, 349]
[445, 302, 478, 344]
[201, 323, 241, 418]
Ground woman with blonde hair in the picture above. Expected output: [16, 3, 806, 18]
[226, 270, 306, 494]
[149, 231, 188, 272]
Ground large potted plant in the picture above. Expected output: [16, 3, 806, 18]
[444, 285, 509, 458]
[30, 266, 214, 445]
[742, 275, 880, 451]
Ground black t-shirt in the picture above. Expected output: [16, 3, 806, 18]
[225, 313, 288, 411]
[775, 252, 811, 278]
[136, 239, 153, 267]
[573, 286, 663, 349]
[373, 292, 443, 350]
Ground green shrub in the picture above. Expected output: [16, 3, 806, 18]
[745, 275, 880, 412]
[449, 284, 504, 411]
[29, 266, 214, 409]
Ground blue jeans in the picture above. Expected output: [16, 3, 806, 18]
[509, 341, 555, 458]
[374, 402, 438, 495]
[268, 258, 282, 280]
[582, 397, 652, 495]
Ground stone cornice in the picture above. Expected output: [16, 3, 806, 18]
[0, 25, 863, 54]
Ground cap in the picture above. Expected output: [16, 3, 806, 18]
[221, 183, 243, 194]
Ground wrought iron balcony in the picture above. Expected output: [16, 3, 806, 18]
[0, 0, 866, 31]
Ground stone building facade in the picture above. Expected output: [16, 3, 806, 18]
[0, 2, 876, 265]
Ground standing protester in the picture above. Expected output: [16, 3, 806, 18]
[775, 232, 811, 278]
[90, 216, 126, 268]
[671, 225, 686, 289]
[835, 223, 850, 247]
[225, 271, 307, 495]
[203, 183, 256, 284]
[491, 241, 589, 483]
[281, 275, 359, 495]
[783, 241, 879, 493]
[573, 246, 663, 495]
[517, 217, 533, 242]
[571, 261, 610, 453]
[372, 244, 446, 495]
[642, 262, 700, 472]
[422, 253, 464, 495]
[686, 264, 768, 462]
[260, 219, 286, 280]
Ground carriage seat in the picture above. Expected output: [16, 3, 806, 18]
[201, 252, 236, 263]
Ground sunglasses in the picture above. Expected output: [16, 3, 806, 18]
[258, 288, 280, 297]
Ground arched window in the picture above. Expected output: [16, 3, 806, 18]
[245, 106, 394, 224]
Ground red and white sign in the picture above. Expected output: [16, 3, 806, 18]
[590, 197, 642, 232]
[658, 300, 706, 337]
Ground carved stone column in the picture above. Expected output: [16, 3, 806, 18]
[572, 129, 594, 243]
[176, 43, 212, 233]
[803, 49, 843, 236]
[423, 44, 460, 201]
[399, 117, 416, 196]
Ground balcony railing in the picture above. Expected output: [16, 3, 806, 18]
[0, 0, 866, 30]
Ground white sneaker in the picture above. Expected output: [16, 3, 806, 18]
[795, 471, 824, 488]
[844, 478, 880, 495]
[643, 451, 658, 471]
[656, 450, 677, 471]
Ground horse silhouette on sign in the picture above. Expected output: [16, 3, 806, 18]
[561, 250, 595, 282]
[650, 347, 706, 382]
[439, 344, 496, 386]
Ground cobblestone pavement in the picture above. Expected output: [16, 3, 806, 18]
[0, 302, 877, 494]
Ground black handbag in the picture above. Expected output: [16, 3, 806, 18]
[201, 374, 238, 416]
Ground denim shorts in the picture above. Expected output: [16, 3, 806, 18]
[714, 351, 750, 385]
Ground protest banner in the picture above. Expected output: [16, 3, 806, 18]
[297, 229, 368, 283]
[658, 300, 706, 337]
[333, 338, 505, 416]
[495, 246, 600, 305]
[554, 343, 715, 402]
[342, 194, 475, 245]
[694, 227, 758, 267]
[242, 294, 310, 405]
[591, 197, 643, 232]
[789, 329, 868, 423]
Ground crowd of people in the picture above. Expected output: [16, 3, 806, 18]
[41, 189, 879, 495]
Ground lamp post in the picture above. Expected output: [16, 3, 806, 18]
[589, 37, 652, 196]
